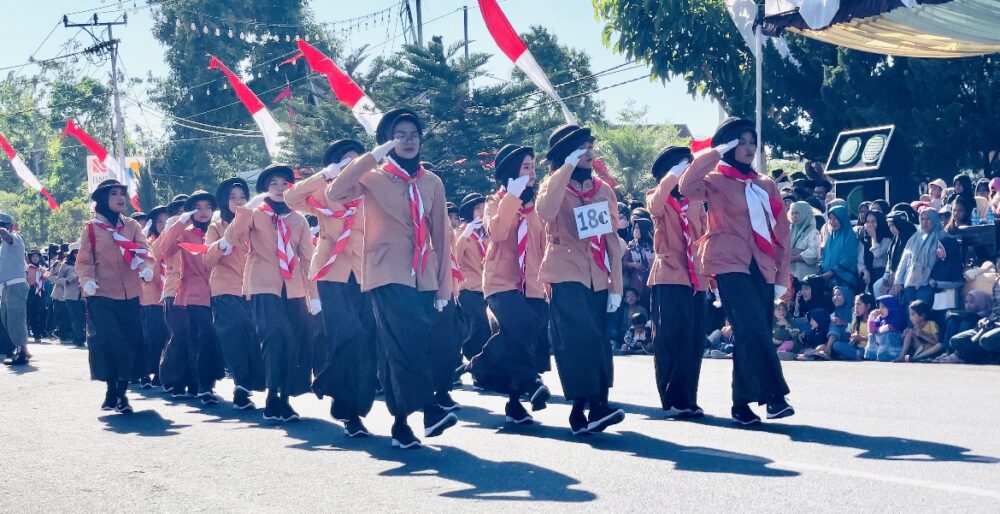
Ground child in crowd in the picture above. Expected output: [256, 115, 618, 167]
[805, 285, 852, 360]
[621, 312, 651, 354]
[799, 308, 831, 358]
[867, 295, 906, 361]
[772, 301, 800, 360]
[899, 300, 942, 362]
[794, 274, 833, 332]
[830, 293, 876, 361]
[612, 288, 648, 346]
[705, 323, 734, 359]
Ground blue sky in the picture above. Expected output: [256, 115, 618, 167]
[3, 0, 721, 137]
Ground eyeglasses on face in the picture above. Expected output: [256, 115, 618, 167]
[392, 131, 421, 142]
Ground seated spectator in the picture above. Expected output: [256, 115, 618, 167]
[928, 178, 947, 209]
[929, 236, 964, 323]
[794, 274, 833, 331]
[866, 295, 906, 361]
[820, 205, 860, 288]
[833, 293, 877, 361]
[803, 285, 853, 360]
[611, 288, 647, 346]
[788, 201, 820, 281]
[945, 196, 974, 233]
[855, 202, 871, 231]
[871, 199, 890, 214]
[893, 208, 944, 306]
[935, 290, 991, 363]
[939, 205, 953, 229]
[989, 178, 1000, 216]
[858, 210, 892, 294]
[946, 174, 973, 206]
[876, 210, 917, 295]
[948, 256, 1000, 364]
[799, 308, 832, 357]
[705, 323, 734, 359]
[773, 300, 801, 360]
[975, 178, 990, 216]
[621, 311, 651, 354]
[899, 300, 942, 362]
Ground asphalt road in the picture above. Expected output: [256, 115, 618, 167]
[2, 342, 999, 512]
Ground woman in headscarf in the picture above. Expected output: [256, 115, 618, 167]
[622, 216, 654, 307]
[788, 201, 820, 281]
[679, 117, 793, 426]
[875, 211, 918, 296]
[892, 208, 945, 306]
[928, 235, 964, 322]
[937, 289, 993, 363]
[77, 179, 155, 413]
[858, 210, 893, 294]
[820, 205, 859, 289]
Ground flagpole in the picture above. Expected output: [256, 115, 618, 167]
[754, 0, 764, 172]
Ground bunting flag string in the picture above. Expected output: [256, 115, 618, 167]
[0, 132, 59, 210]
[208, 55, 285, 159]
[292, 40, 383, 138]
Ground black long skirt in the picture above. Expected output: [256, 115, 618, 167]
[716, 260, 791, 406]
[549, 282, 613, 400]
[312, 275, 377, 419]
[251, 292, 312, 397]
[370, 284, 436, 417]
[159, 304, 225, 392]
[141, 304, 169, 377]
[429, 295, 464, 394]
[650, 285, 706, 410]
[213, 294, 265, 391]
[86, 296, 143, 382]
[458, 290, 490, 359]
[468, 290, 546, 395]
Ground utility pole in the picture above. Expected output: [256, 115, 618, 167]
[415, 0, 424, 46]
[463, 5, 469, 58]
[63, 13, 128, 170]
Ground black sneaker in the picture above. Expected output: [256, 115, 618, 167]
[569, 408, 590, 436]
[168, 385, 190, 399]
[435, 391, 460, 412]
[391, 423, 422, 449]
[101, 391, 116, 411]
[233, 387, 255, 410]
[262, 397, 283, 421]
[344, 417, 370, 438]
[139, 376, 152, 389]
[330, 400, 350, 422]
[504, 401, 533, 425]
[115, 396, 134, 414]
[766, 398, 795, 420]
[5, 350, 29, 366]
[731, 405, 762, 426]
[423, 405, 458, 438]
[529, 384, 551, 412]
[198, 391, 219, 406]
[150, 375, 161, 388]
[187, 385, 199, 397]
[586, 405, 625, 433]
[281, 401, 301, 422]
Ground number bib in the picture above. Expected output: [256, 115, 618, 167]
[573, 201, 613, 239]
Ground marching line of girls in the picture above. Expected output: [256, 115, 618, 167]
[78, 112, 794, 447]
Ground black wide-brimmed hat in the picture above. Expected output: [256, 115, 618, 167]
[711, 116, 755, 147]
[89, 179, 127, 202]
[323, 138, 366, 166]
[255, 164, 296, 193]
[46, 243, 59, 257]
[26, 248, 42, 259]
[216, 177, 249, 204]
[446, 202, 458, 215]
[651, 146, 693, 180]
[494, 144, 534, 185]
[375, 108, 422, 144]
[146, 204, 167, 222]
[546, 124, 593, 165]
[459, 193, 486, 222]
[130, 212, 148, 222]
[184, 190, 217, 211]
[167, 194, 190, 215]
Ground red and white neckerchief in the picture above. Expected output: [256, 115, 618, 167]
[469, 227, 487, 258]
[147, 234, 168, 283]
[498, 188, 533, 291]
[177, 227, 210, 255]
[258, 203, 297, 280]
[450, 251, 464, 282]
[382, 157, 429, 276]
[92, 218, 149, 272]
[565, 178, 610, 273]
[306, 195, 363, 281]
[666, 195, 700, 290]
[717, 162, 783, 258]
[31, 266, 44, 296]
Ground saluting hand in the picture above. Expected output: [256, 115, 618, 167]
[564, 149, 587, 169]
[713, 139, 740, 157]
[667, 159, 690, 178]
[371, 138, 402, 162]
[244, 193, 268, 211]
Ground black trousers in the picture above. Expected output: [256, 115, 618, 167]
[549, 282, 612, 401]
[141, 305, 169, 377]
[159, 305, 225, 392]
[86, 296, 143, 383]
[251, 292, 312, 397]
[53, 300, 71, 341]
[458, 290, 490, 359]
[716, 260, 791, 406]
[213, 295, 265, 391]
[26, 288, 45, 340]
[313, 276, 377, 419]
[66, 299, 86, 345]
[651, 285, 706, 410]
[370, 284, 436, 417]
[468, 290, 546, 395]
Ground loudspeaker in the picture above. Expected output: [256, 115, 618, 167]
[824, 125, 914, 203]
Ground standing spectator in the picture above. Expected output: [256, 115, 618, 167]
[893, 209, 945, 306]
[876, 210, 917, 295]
[622, 217, 654, 307]
[858, 211, 892, 294]
[820, 205, 859, 289]
[0, 212, 29, 365]
[788, 201, 820, 281]
[928, 236, 964, 324]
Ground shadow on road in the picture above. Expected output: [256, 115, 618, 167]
[3, 363, 39, 374]
[99, 410, 189, 437]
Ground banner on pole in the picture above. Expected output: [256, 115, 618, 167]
[87, 156, 143, 195]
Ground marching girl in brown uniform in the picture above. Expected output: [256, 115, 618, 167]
[536, 124, 625, 435]
[220, 164, 316, 423]
[467, 144, 552, 424]
[285, 139, 377, 437]
[154, 195, 188, 395]
[77, 179, 155, 413]
[25, 248, 46, 343]
[455, 193, 491, 363]
[138, 205, 168, 388]
[158, 192, 227, 405]
[646, 146, 709, 419]
[678, 117, 794, 425]
[204, 177, 263, 410]
[327, 109, 458, 449]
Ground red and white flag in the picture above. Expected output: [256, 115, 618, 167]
[294, 40, 382, 137]
[0, 132, 58, 210]
[61, 120, 139, 210]
[478, 0, 576, 124]
[208, 55, 285, 159]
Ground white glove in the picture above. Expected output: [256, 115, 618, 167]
[714, 139, 740, 156]
[321, 157, 353, 180]
[606, 293, 622, 313]
[564, 148, 587, 168]
[164, 216, 179, 230]
[506, 175, 530, 198]
[217, 238, 233, 256]
[433, 299, 448, 312]
[460, 219, 483, 239]
[142, 219, 153, 235]
[178, 210, 195, 224]
[309, 298, 322, 315]
[83, 280, 99, 296]
[667, 159, 690, 177]
[139, 268, 154, 283]
[244, 193, 268, 211]
[774, 284, 788, 300]
[371, 138, 400, 162]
